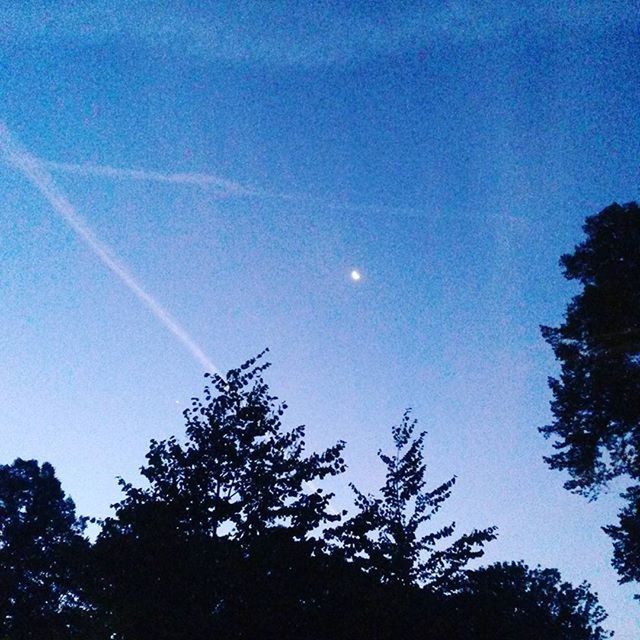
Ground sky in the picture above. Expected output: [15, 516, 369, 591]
[0, 1, 639, 636]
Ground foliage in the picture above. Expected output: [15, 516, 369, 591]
[331, 410, 497, 589]
[0, 354, 617, 637]
[92, 352, 348, 637]
[449, 561, 612, 640]
[603, 484, 640, 595]
[541, 201, 640, 494]
[105, 350, 346, 546]
[0, 459, 92, 639]
[540, 201, 640, 589]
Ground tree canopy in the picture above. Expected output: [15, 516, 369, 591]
[0, 459, 91, 638]
[450, 561, 612, 640]
[331, 409, 497, 590]
[540, 201, 640, 591]
[0, 354, 614, 638]
[103, 349, 346, 547]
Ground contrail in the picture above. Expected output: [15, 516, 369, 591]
[42, 159, 259, 196]
[43, 158, 426, 218]
[0, 122, 218, 374]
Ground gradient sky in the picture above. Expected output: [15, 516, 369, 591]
[1, 2, 639, 636]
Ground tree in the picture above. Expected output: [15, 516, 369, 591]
[448, 561, 612, 640]
[540, 201, 640, 589]
[331, 410, 497, 590]
[107, 350, 346, 545]
[603, 485, 640, 594]
[93, 351, 348, 638]
[0, 459, 92, 638]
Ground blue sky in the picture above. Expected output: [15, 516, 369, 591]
[1, 2, 639, 636]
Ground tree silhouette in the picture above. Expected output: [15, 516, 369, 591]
[0, 355, 617, 639]
[93, 351, 348, 638]
[541, 201, 640, 590]
[331, 410, 497, 590]
[449, 561, 612, 640]
[107, 350, 346, 545]
[0, 459, 92, 639]
[603, 485, 640, 595]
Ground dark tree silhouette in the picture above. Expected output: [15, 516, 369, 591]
[0, 355, 616, 639]
[331, 410, 497, 590]
[603, 485, 640, 593]
[448, 561, 612, 640]
[92, 351, 348, 638]
[541, 201, 640, 590]
[108, 349, 346, 545]
[0, 459, 92, 639]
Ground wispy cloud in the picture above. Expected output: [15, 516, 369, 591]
[1, 129, 341, 511]
[1, 2, 634, 68]
[0, 122, 218, 374]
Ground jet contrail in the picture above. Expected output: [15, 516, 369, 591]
[43, 158, 426, 218]
[42, 159, 258, 196]
[0, 122, 218, 374]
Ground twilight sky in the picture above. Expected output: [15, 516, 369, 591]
[0, 2, 639, 636]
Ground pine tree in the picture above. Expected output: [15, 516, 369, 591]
[540, 201, 640, 590]
[603, 485, 640, 595]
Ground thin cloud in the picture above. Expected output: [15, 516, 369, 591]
[1, 3, 634, 68]
[1, 131, 337, 511]
[0, 122, 218, 374]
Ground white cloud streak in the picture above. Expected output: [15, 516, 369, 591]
[1, 126, 343, 516]
[0, 122, 218, 374]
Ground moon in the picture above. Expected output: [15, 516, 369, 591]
[350, 269, 362, 281]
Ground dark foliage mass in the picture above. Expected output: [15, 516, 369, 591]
[0, 459, 92, 638]
[1, 353, 612, 638]
[105, 350, 346, 546]
[541, 201, 640, 592]
[450, 562, 611, 640]
[603, 485, 640, 591]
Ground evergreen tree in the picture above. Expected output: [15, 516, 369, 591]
[540, 201, 640, 589]
[603, 485, 640, 596]
[331, 410, 497, 589]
